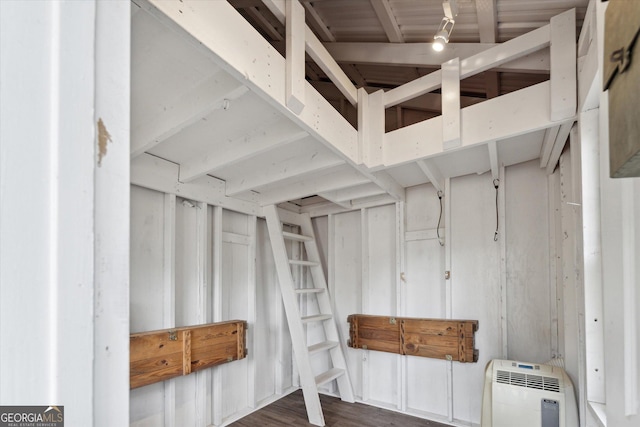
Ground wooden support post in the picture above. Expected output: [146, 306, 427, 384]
[286, 0, 305, 114]
[550, 9, 577, 121]
[442, 58, 461, 150]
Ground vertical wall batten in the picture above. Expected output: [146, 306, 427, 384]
[163, 194, 176, 427]
[360, 208, 370, 402]
[444, 178, 454, 423]
[196, 202, 208, 426]
[247, 215, 258, 409]
[212, 206, 223, 426]
[498, 166, 507, 359]
[622, 181, 638, 416]
[396, 202, 407, 412]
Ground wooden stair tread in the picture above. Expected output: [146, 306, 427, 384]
[301, 314, 332, 324]
[308, 341, 339, 355]
[315, 368, 345, 387]
[283, 231, 313, 242]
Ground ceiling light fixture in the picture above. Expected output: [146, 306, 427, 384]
[433, 0, 458, 51]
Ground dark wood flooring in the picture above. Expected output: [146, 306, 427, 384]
[230, 390, 451, 426]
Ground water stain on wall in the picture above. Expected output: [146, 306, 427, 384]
[97, 118, 112, 166]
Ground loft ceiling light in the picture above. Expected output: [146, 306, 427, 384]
[433, 0, 459, 52]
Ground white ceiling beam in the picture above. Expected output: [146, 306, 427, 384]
[365, 170, 405, 201]
[286, 0, 305, 114]
[225, 147, 345, 196]
[257, 166, 371, 205]
[320, 182, 386, 203]
[178, 119, 309, 182]
[384, 82, 553, 167]
[550, 8, 576, 121]
[246, 6, 283, 41]
[416, 160, 444, 193]
[302, 195, 397, 217]
[323, 42, 550, 73]
[131, 153, 261, 217]
[370, 0, 404, 43]
[130, 72, 248, 158]
[301, 0, 336, 42]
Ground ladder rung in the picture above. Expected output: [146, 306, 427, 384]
[308, 341, 339, 355]
[301, 314, 332, 324]
[295, 288, 325, 294]
[289, 260, 319, 267]
[315, 368, 345, 387]
[282, 231, 313, 242]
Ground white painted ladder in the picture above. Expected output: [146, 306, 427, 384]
[264, 205, 354, 426]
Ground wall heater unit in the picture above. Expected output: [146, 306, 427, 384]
[481, 359, 578, 427]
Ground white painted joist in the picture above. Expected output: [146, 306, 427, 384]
[384, 81, 553, 167]
[286, 0, 305, 114]
[130, 72, 249, 158]
[370, 0, 403, 43]
[550, 8, 576, 121]
[225, 146, 345, 196]
[320, 182, 387, 204]
[178, 119, 309, 182]
[257, 166, 371, 206]
[323, 42, 550, 72]
[131, 153, 261, 216]
[301, 0, 336, 42]
[302, 195, 397, 217]
[141, 0, 359, 164]
[416, 159, 444, 193]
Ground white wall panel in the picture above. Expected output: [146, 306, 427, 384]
[505, 160, 552, 363]
[366, 205, 398, 406]
[331, 211, 363, 398]
[130, 186, 166, 426]
[255, 219, 280, 402]
[450, 173, 502, 424]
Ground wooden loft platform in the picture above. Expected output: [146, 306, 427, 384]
[132, 0, 579, 217]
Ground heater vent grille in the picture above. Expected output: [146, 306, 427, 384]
[496, 370, 560, 393]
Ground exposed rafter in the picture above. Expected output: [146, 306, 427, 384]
[370, 0, 403, 43]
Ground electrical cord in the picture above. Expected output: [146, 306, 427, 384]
[437, 190, 444, 246]
[493, 179, 500, 241]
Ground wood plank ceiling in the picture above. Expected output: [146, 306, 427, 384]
[230, 0, 588, 132]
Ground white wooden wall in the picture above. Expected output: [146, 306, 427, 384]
[129, 186, 294, 427]
[318, 161, 565, 426]
[129, 161, 577, 427]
